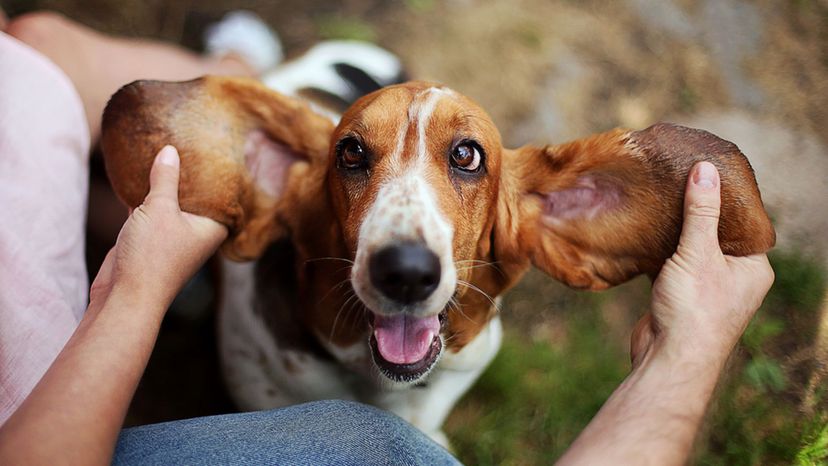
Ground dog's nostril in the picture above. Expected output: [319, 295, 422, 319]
[369, 243, 441, 304]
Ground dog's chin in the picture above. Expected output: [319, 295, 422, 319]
[367, 309, 447, 384]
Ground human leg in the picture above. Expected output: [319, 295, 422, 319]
[5, 11, 257, 141]
[114, 400, 460, 466]
[0, 31, 91, 424]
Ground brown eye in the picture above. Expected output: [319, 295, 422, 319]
[450, 142, 482, 172]
[337, 137, 367, 169]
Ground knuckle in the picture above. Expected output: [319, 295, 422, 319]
[687, 201, 721, 220]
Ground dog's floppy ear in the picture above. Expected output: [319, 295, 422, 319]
[495, 123, 775, 290]
[101, 76, 335, 260]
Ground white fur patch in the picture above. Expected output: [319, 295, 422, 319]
[351, 173, 456, 318]
[218, 259, 357, 410]
[262, 41, 402, 99]
[205, 10, 283, 73]
[350, 86, 459, 320]
[371, 316, 503, 447]
[415, 87, 453, 164]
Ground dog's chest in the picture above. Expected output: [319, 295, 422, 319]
[218, 239, 389, 408]
[218, 242, 502, 423]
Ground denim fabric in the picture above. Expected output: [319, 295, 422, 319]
[114, 400, 461, 465]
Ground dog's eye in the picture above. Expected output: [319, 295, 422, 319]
[337, 137, 367, 169]
[450, 142, 482, 172]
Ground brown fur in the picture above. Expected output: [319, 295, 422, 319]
[101, 76, 775, 354]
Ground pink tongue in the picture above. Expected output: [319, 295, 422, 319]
[373, 314, 440, 365]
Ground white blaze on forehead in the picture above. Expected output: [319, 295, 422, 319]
[414, 87, 454, 164]
[390, 119, 409, 166]
[349, 86, 459, 318]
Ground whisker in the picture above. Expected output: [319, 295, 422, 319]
[306, 257, 355, 265]
[318, 276, 353, 305]
[454, 259, 495, 265]
[442, 332, 461, 345]
[447, 295, 473, 322]
[330, 291, 359, 341]
[344, 297, 367, 331]
[456, 264, 497, 274]
[453, 259, 506, 278]
[456, 279, 500, 312]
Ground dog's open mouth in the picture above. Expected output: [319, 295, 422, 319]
[367, 310, 447, 383]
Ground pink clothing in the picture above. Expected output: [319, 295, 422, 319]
[0, 32, 90, 424]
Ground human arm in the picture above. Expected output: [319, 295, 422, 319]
[556, 161, 775, 465]
[0, 146, 227, 465]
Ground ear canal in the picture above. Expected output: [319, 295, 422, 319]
[497, 123, 775, 290]
[101, 76, 335, 260]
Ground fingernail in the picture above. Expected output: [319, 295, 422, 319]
[158, 145, 179, 167]
[693, 162, 717, 189]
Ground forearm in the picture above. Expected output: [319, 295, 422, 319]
[557, 345, 726, 466]
[0, 289, 168, 465]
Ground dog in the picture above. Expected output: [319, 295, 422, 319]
[101, 76, 775, 446]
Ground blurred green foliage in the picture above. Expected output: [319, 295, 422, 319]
[766, 250, 826, 314]
[404, 0, 436, 14]
[315, 15, 377, 42]
[447, 249, 827, 465]
[796, 418, 828, 465]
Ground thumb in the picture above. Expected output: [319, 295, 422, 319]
[147, 145, 181, 203]
[677, 161, 722, 261]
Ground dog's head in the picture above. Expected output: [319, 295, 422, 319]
[326, 83, 505, 380]
[102, 77, 775, 384]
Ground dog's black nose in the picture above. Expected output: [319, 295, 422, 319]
[369, 243, 441, 304]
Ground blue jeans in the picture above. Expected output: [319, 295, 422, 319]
[114, 400, 460, 465]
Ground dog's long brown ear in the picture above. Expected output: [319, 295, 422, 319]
[495, 123, 775, 290]
[101, 76, 335, 260]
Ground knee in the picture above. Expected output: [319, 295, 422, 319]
[304, 399, 394, 424]
[6, 11, 71, 50]
[295, 400, 424, 444]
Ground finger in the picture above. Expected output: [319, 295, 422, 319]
[183, 212, 230, 243]
[678, 161, 722, 260]
[147, 145, 181, 204]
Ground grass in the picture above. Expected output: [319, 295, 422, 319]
[446, 249, 827, 465]
[446, 291, 629, 465]
[796, 417, 828, 465]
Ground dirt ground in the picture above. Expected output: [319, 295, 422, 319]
[4, 0, 827, 461]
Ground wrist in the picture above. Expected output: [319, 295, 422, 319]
[560, 328, 728, 465]
[643, 334, 729, 383]
[623, 340, 725, 436]
[105, 282, 172, 321]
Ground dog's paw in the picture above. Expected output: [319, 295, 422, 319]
[205, 10, 283, 74]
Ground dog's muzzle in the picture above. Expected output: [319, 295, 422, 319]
[366, 242, 444, 382]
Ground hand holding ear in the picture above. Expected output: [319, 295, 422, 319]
[631, 162, 774, 368]
[91, 146, 228, 311]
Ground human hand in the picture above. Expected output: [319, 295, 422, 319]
[90, 146, 228, 311]
[631, 161, 774, 368]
